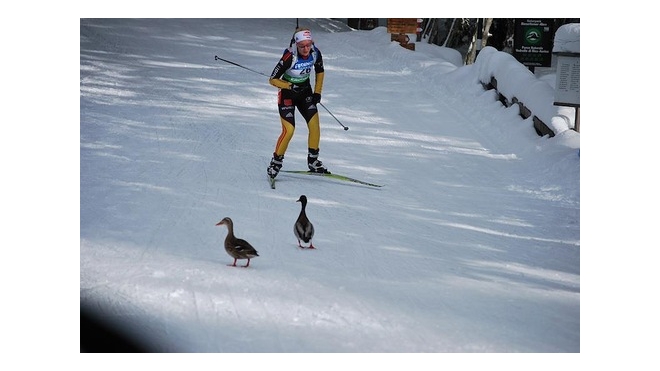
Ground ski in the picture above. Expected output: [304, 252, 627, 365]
[281, 170, 383, 188]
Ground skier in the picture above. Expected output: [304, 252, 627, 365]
[267, 27, 329, 180]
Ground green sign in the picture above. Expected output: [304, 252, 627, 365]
[513, 19, 554, 67]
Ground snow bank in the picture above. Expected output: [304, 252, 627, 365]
[553, 23, 580, 53]
[474, 43, 578, 137]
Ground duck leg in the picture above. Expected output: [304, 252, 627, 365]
[242, 259, 251, 268]
[298, 240, 315, 249]
[228, 258, 237, 267]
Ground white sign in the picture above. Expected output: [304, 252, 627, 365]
[554, 54, 580, 106]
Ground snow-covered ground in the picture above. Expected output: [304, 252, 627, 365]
[78, 18, 580, 355]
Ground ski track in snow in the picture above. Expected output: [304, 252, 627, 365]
[80, 19, 579, 353]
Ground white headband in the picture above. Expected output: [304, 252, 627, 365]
[294, 30, 313, 44]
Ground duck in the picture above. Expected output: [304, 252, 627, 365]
[294, 195, 315, 249]
[215, 217, 259, 267]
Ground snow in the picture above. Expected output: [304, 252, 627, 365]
[77, 18, 582, 357]
[0, 4, 654, 367]
[553, 23, 580, 54]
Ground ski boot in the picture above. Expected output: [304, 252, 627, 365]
[307, 148, 330, 174]
[267, 153, 284, 179]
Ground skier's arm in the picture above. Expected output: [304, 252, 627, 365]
[269, 49, 294, 90]
[314, 72, 324, 95]
[313, 48, 325, 94]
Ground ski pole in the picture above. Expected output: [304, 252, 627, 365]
[319, 102, 349, 130]
[214, 55, 268, 77]
[214, 55, 348, 131]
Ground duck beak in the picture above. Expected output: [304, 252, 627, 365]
[215, 221, 224, 226]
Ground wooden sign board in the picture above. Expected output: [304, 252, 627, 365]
[387, 18, 418, 34]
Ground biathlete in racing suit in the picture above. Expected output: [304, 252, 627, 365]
[267, 27, 329, 179]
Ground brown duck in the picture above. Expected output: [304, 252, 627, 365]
[215, 217, 259, 267]
[294, 195, 315, 249]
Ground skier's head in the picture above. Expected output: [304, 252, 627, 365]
[294, 28, 313, 44]
[294, 28, 313, 57]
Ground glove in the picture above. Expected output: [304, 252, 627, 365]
[312, 93, 321, 105]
